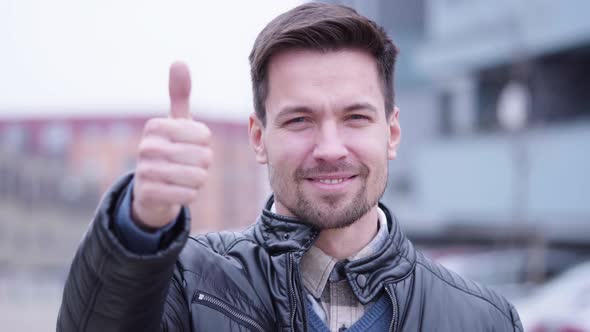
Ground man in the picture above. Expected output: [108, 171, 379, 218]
[58, 3, 522, 331]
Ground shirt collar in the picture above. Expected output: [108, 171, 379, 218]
[300, 208, 389, 299]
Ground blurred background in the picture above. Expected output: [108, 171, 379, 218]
[1, 0, 589, 331]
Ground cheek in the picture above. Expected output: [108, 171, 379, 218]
[346, 133, 389, 162]
[266, 136, 312, 168]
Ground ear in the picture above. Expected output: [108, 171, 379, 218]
[248, 113, 268, 164]
[387, 106, 401, 160]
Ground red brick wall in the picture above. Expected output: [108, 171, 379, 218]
[0, 114, 268, 233]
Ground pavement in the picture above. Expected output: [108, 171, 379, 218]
[0, 277, 63, 331]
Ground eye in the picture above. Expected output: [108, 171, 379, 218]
[283, 117, 312, 128]
[347, 114, 371, 121]
[286, 117, 307, 124]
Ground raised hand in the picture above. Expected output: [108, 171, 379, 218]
[131, 62, 213, 230]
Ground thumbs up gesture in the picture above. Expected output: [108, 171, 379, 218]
[131, 62, 213, 229]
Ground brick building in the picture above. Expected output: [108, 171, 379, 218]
[0, 114, 269, 280]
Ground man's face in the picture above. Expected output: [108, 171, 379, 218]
[249, 49, 400, 229]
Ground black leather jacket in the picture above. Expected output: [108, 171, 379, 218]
[58, 174, 523, 331]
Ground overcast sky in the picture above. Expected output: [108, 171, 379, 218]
[0, 0, 303, 120]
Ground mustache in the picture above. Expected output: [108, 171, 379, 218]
[295, 161, 367, 178]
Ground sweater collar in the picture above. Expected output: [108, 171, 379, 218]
[300, 208, 389, 299]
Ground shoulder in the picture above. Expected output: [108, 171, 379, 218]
[413, 251, 523, 331]
[179, 225, 258, 257]
[175, 224, 263, 274]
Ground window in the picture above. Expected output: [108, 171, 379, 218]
[439, 91, 454, 136]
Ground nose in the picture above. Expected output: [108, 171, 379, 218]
[312, 122, 348, 162]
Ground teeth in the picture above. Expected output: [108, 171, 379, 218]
[318, 179, 344, 184]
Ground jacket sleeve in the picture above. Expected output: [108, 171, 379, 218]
[57, 173, 192, 332]
[510, 302, 524, 332]
[114, 179, 182, 255]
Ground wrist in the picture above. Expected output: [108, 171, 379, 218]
[131, 203, 177, 233]
[130, 208, 164, 233]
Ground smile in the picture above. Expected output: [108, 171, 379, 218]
[316, 178, 346, 184]
[305, 175, 358, 189]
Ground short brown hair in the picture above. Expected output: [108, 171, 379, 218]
[249, 2, 399, 125]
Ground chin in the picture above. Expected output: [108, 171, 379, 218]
[315, 218, 359, 230]
[298, 199, 372, 230]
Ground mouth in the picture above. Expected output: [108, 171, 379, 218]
[304, 174, 358, 190]
[316, 178, 347, 184]
[311, 175, 357, 184]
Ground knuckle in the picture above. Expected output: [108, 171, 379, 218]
[136, 162, 161, 182]
[204, 148, 214, 168]
[138, 137, 170, 160]
[195, 168, 208, 185]
[185, 190, 198, 203]
[135, 163, 148, 179]
[137, 140, 153, 158]
[194, 147, 213, 168]
[193, 122, 212, 142]
[201, 125, 212, 141]
[144, 118, 161, 134]
[190, 168, 205, 187]
[145, 118, 170, 138]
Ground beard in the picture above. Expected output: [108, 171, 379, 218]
[269, 160, 387, 230]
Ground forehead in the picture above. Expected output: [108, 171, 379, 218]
[265, 49, 384, 114]
[267, 48, 380, 86]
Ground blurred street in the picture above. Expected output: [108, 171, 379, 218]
[1, 276, 63, 331]
[0, 199, 83, 330]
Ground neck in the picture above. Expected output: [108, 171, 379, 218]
[314, 206, 380, 260]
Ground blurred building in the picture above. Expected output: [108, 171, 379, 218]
[0, 114, 267, 280]
[2, 0, 589, 296]
[414, 0, 590, 242]
[321, 0, 439, 222]
[325, 0, 590, 246]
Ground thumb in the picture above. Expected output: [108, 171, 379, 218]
[169, 61, 192, 119]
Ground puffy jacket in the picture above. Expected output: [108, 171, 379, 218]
[58, 174, 523, 331]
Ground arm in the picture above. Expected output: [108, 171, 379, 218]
[510, 303, 524, 332]
[114, 179, 179, 255]
[57, 174, 191, 331]
[58, 62, 210, 332]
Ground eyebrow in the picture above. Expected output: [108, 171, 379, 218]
[276, 106, 314, 119]
[276, 102, 378, 119]
[343, 102, 378, 114]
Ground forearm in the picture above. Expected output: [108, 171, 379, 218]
[57, 174, 190, 331]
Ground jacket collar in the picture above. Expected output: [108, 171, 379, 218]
[255, 195, 320, 255]
[254, 195, 416, 304]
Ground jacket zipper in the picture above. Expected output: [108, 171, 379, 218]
[192, 292, 265, 332]
[289, 231, 319, 332]
[385, 286, 398, 332]
[288, 253, 298, 332]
